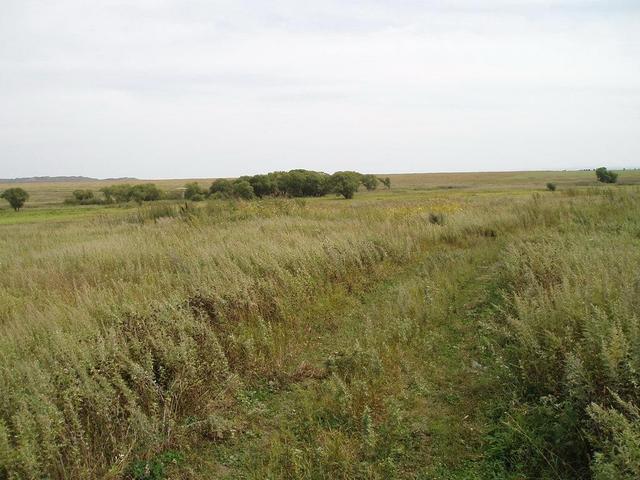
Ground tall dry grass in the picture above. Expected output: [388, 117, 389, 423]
[485, 187, 640, 479]
[0, 195, 492, 478]
[1, 188, 638, 478]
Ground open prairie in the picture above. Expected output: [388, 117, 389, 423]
[1, 172, 640, 479]
[3, 169, 640, 207]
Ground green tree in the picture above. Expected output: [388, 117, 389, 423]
[209, 179, 234, 198]
[296, 170, 330, 197]
[546, 182, 557, 192]
[247, 174, 276, 198]
[329, 171, 361, 199]
[380, 177, 391, 189]
[595, 167, 618, 184]
[184, 182, 205, 201]
[130, 184, 162, 203]
[0, 188, 29, 211]
[361, 174, 379, 191]
[232, 180, 255, 200]
[102, 184, 133, 203]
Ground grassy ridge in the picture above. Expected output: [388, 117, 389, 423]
[1, 184, 639, 478]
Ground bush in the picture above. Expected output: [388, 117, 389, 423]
[0, 188, 29, 211]
[129, 451, 184, 480]
[546, 182, 557, 191]
[595, 167, 618, 184]
[64, 190, 104, 205]
[428, 213, 445, 225]
[72, 189, 94, 201]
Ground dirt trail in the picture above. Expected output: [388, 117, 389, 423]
[174, 240, 503, 479]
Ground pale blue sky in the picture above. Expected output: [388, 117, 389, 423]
[1, 0, 639, 178]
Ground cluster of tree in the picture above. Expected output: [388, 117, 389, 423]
[63, 184, 165, 205]
[595, 167, 618, 184]
[99, 184, 163, 204]
[185, 170, 392, 201]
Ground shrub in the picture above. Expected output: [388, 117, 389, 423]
[595, 167, 618, 184]
[64, 190, 104, 205]
[428, 213, 445, 225]
[546, 182, 557, 191]
[0, 188, 29, 211]
[72, 189, 94, 201]
[129, 451, 184, 480]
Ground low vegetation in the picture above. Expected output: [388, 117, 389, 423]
[0, 172, 639, 479]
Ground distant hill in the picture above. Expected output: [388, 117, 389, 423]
[0, 176, 137, 183]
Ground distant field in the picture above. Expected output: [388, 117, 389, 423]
[2, 169, 639, 206]
[385, 168, 640, 189]
[1, 172, 639, 479]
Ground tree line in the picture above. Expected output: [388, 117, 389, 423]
[59, 171, 391, 206]
[1, 167, 623, 212]
[185, 170, 391, 201]
[62, 183, 165, 205]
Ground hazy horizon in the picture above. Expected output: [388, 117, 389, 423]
[4, 164, 640, 183]
[1, 0, 639, 179]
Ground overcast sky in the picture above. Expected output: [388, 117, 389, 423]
[1, 0, 639, 179]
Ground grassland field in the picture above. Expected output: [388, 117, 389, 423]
[1, 170, 640, 479]
[3, 169, 640, 208]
